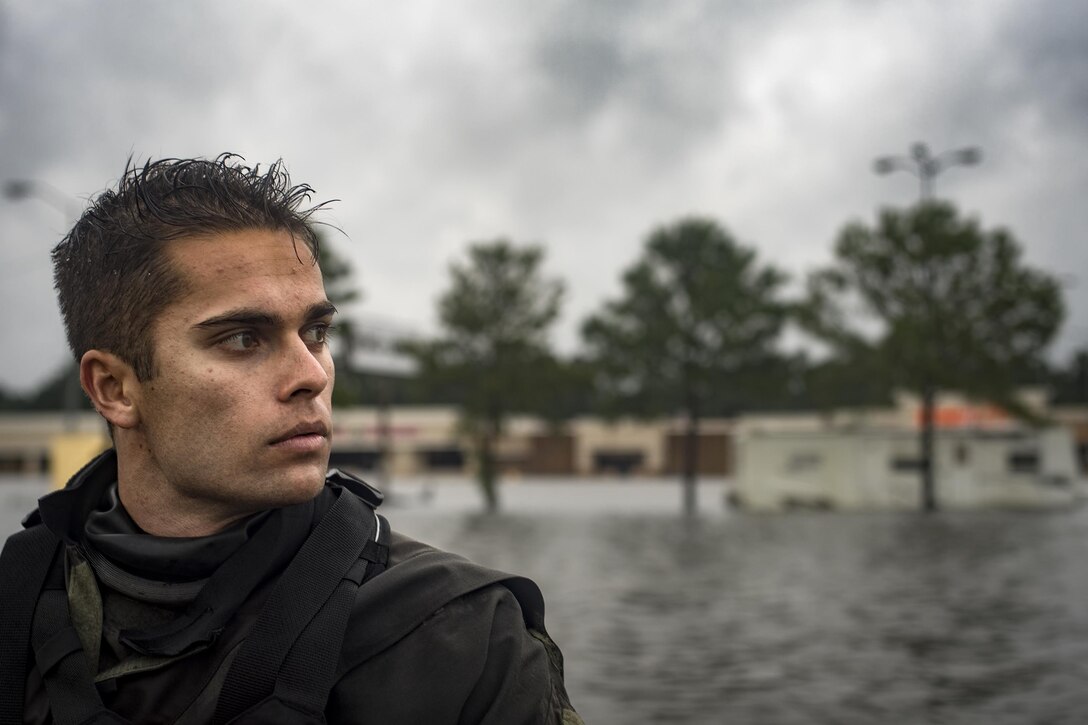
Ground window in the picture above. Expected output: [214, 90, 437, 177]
[417, 447, 465, 471]
[890, 456, 927, 472]
[1008, 450, 1039, 474]
[593, 450, 644, 475]
[328, 449, 383, 471]
[0, 455, 23, 473]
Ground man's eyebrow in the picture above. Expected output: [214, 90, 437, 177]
[306, 301, 338, 321]
[194, 301, 336, 330]
[194, 308, 280, 330]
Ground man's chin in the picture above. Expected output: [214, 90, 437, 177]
[261, 460, 329, 507]
[291, 465, 330, 498]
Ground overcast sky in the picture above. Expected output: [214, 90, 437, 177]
[0, 0, 1085, 393]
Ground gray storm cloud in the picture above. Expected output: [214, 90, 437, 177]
[0, 0, 1084, 392]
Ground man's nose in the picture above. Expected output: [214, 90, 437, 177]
[279, 336, 331, 401]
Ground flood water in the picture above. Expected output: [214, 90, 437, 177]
[5, 475, 1088, 724]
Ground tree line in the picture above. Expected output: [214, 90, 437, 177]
[3, 201, 1082, 513]
[378, 201, 1070, 513]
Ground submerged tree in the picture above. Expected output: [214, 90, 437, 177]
[404, 241, 563, 511]
[804, 201, 1064, 511]
[581, 217, 789, 515]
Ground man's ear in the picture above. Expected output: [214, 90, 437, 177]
[80, 350, 141, 429]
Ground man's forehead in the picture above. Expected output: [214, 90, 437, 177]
[169, 228, 313, 276]
[169, 227, 310, 264]
[164, 229, 326, 312]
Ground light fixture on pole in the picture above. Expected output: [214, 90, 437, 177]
[873, 142, 982, 201]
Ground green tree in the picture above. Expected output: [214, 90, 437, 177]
[1, 361, 90, 412]
[779, 350, 893, 412]
[804, 201, 1064, 511]
[581, 218, 789, 514]
[316, 232, 364, 407]
[403, 241, 564, 511]
[532, 356, 598, 430]
[1048, 348, 1088, 405]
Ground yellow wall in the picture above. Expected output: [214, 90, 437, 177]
[49, 432, 110, 489]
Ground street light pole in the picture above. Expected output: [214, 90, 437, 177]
[872, 142, 982, 512]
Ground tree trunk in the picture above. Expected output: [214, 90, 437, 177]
[920, 386, 938, 512]
[477, 431, 499, 513]
[682, 407, 700, 516]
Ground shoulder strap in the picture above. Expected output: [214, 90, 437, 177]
[212, 489, 387, 724]
[31, 567, 128, 724]
[271, 510, 389, 716]
[0, 523, 63, 723]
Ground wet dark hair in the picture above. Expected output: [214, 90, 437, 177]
[52, 154, 328, 380]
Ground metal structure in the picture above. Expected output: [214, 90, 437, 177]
[873, 142, 981, 201]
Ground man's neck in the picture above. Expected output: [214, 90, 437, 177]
[115, 456, 249, 537]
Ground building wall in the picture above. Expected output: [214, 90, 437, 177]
[1051, 406, 1088, 474]
[572, 418, 661, 475]
[735, 428, 1080, 511]
[663, 432, 731, 476]
[0, 412, 108, 476]
[523, 433, 576, 475]
[3, 394, 1082, 491]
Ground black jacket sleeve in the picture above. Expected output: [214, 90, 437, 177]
[327, 584, 572, 724]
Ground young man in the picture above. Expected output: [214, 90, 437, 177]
[0, 156, 582, 724]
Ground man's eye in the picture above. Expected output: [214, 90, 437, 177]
[221, 331, 260, 351]
[304, 324, 334, 346]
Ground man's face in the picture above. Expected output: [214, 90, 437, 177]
[129, 228, 335, 522]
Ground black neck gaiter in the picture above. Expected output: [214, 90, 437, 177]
[84, 482, 272, 585]
[37, 449, 335, 657]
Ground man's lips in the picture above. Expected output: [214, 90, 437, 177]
[269, 421, 331, 446]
